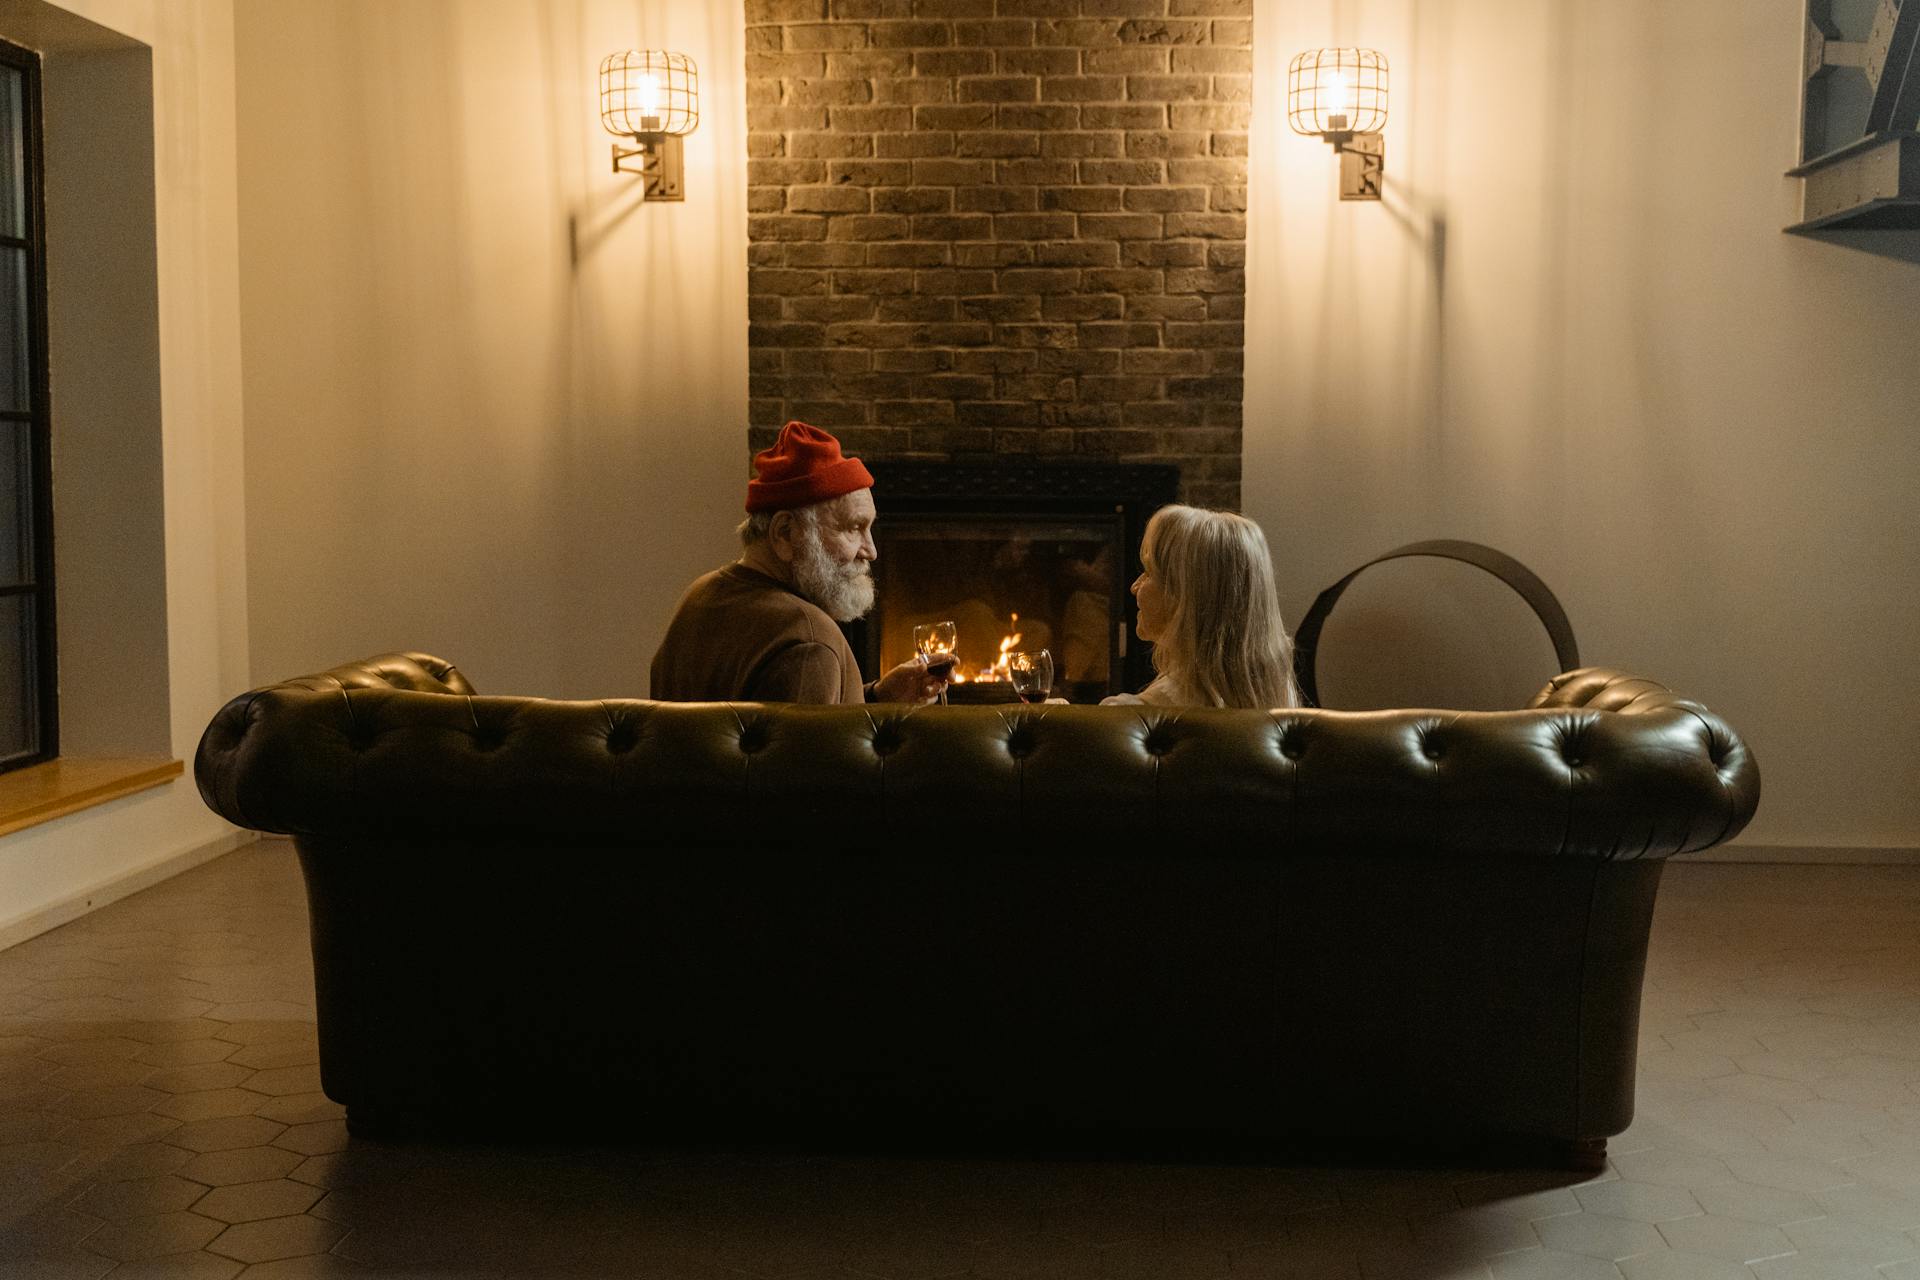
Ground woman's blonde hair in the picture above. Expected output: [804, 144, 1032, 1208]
[1141, 505, 1300, 709]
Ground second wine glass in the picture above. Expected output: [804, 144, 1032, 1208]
[1007, 649, 1053, 705]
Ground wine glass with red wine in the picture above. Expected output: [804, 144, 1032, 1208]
[1008, 649, 1053, 705]
[913, 621, 958, 703]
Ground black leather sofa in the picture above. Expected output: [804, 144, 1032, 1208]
[195, 653, 1759, 1165]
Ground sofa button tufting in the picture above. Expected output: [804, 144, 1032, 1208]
[188, 656, 1764, 1163]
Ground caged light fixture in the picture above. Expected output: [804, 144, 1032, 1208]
[1287, 48, 1389, 201]
[599, 50, 699, 201]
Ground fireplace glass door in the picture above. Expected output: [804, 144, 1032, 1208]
[872, 515, 1127, 703]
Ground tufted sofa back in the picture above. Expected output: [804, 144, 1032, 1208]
[191, 653, 1765, 1150]
[197, 653, 1758, 861]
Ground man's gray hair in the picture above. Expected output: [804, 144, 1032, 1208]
[736, 499, 830, 547]
[737, 510, 776, 547]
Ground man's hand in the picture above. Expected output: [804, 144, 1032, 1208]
[871, 654, 949, 704]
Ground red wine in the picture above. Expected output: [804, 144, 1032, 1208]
[1017, 689, 1048, 704]
[925, 655, 956, 678]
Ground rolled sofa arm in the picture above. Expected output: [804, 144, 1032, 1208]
[196, 655, 1759, 860]
[268, 651, 475, 697]
[196, 652, 474, 834]
[1533, 668, 1691, 713]
[1530, 666, 1758, 842]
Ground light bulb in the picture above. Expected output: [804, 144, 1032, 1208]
[636, 72, 662, 130]
[1325, 70, 1349, 131]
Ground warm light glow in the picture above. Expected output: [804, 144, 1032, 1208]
[957, 613, 1024, 683]
[1286, 48, 1388, 136]
[598, 50, 700, 138]
[1325, 71, 1348, 120]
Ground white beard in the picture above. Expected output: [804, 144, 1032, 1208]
[792, 528, 876, 623]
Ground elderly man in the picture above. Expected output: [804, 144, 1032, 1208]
[650, 421, 946, 705]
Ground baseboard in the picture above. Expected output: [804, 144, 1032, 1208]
[1680, 844, 1920, 865]
[0, 828, 259, 952]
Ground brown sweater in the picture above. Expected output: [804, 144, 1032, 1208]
[649, 563, 868, 704]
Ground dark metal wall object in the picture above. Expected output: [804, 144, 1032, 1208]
[1864, 0, 1920, 134]
[1790, 0, 1920, 231]
[1291, 540, 1580, 709]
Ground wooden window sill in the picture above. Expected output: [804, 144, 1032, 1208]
[0, 756, 185, 839]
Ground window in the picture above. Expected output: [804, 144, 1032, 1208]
[0, 36, 54, 773]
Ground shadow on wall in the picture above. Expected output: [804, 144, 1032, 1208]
[1379, 187, 1448, 315]
[1378, 178, 1448, 498]
[567, 182, 647, 267]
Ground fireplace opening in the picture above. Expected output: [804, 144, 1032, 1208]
[874, 518, 1122, 704]
[847, 462, 1179, 703]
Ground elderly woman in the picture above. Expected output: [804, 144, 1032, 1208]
[1103, 504, 1301, 710]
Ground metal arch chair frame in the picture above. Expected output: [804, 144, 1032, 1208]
[1291, 540, 1580, 708]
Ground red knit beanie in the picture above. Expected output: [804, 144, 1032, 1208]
[745, 421, 875, 513]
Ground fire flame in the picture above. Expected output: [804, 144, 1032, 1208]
[992, 615, 1022, 678]
[951, 613, 1021, 683]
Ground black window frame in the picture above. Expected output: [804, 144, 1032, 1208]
[1, 33, 57, 774]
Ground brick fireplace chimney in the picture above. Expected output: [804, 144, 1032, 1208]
[746, 0, 1251, 508]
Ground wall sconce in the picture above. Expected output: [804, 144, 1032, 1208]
[1287, 48, 1389, 201]
[599, 50, 699, 201]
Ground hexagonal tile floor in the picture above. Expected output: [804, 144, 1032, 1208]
[5, 842, 1920, 1278]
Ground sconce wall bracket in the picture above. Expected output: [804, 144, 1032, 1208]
[611, 134, 684, 201]
[1328, 132, 1385, 200]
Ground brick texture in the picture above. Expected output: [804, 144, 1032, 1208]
[746, 0, 1249, 507]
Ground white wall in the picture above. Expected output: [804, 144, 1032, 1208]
[0, 0, 254, 945]
[235, 0, 746, 700]
[1246, 0, 1920, 851]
